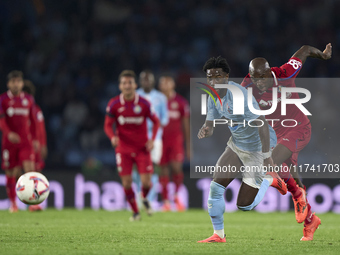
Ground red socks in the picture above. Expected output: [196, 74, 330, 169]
[124, 188, 139, 214]
[142, 185, 151, 199]
[159, 176, 169, 201]
[173, 172, 184, 193]
[304, 200, 314, 225]
[6, 176, 17, 205]
[279, 163, 301, 199]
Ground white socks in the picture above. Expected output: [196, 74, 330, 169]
[264, 174, 274, 185]
[214, 229, 225, 239]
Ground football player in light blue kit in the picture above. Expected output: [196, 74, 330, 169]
[197, 56, 287, 243]
[134, 70, 168, 213]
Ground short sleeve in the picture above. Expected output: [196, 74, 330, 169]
[241, 73, 253, 88]
[278, 57, 302, 79]
[206, 96, 221, 121]
[106, 100, 115, 117]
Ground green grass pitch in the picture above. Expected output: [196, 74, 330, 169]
[1, 209, 339, 255]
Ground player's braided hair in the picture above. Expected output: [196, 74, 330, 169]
[203, 56, 230, 74]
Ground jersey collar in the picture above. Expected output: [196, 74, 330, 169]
[119, 93, 139, 105]
[7, 90, 24, 99]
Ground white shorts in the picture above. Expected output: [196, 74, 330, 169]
[151, 139, 163, 165]
[227, 137, 265, 189]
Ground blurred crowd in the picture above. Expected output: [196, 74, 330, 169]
[0, 0, 339, 169]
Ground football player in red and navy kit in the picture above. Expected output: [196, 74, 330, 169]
[0, 71, 38, 213]
[241, 43, 332, 241]
[23, 80, 48, 212]
[159, 75, 190, 212]
[104, 70, 160, 221]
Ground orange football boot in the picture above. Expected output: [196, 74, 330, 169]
[174, 196, 186, 212]
[29, 205, 43, 212]
[293, 186, 308, 223]
[9, 203, 18, 213]
[266, 171, 287, 195]
[300, 213, 321, 241]
[162, 200, 171, 212]
[197, 233, 226, 243]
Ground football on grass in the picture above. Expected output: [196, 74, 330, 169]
[16, 172, 50, 205]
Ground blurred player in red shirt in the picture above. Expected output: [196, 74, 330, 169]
[104, 70, 160, 221]
[0, 71, 37, 213]
[22, 80, 48, 212]
[241, 43, 332, 241]
[159, 75, 190, 212]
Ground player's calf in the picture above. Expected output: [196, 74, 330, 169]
[207, 181, 226, 239]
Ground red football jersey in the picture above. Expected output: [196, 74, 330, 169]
[162, 93, 189, 144]
[0, 91, 36, 144]
[104, 93, 159, 154]
[241, 57, 309, 137]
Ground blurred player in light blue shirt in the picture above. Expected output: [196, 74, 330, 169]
[134, 70, 169, 212]
[137, 70, 168, 164]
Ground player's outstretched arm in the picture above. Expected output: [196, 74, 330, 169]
[197, 120, 214, 139]
[292, 43, 332, 64]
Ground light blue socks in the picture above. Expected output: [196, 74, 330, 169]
[208, 181, 226, 230]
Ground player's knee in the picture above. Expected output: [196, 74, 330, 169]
[237, 198, 255, 211]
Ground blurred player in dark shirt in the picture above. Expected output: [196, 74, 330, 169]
[104, 70, 160, 221]
[159, 75, 190, 211]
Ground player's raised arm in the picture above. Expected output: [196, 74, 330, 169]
[292, 43, 332, 65]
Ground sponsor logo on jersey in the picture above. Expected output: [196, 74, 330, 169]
[133, 105, 142, 114]
[171, 101, 179, 109]
[169, 110, 180, 119]
[118, 107, 125, 113]
[117, 116, 144, 125]
[22, 98, 28, 106]
[6, 107, 29, 117]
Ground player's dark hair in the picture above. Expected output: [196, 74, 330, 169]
[119, 70, 136, 82]
[203, 56, 230, 74]
[7, 70, 24, 81]
[22, 80, 36, 96]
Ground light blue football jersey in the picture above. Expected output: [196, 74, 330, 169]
[137, 88, 169, 140]
[206, 81, 277, 151]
